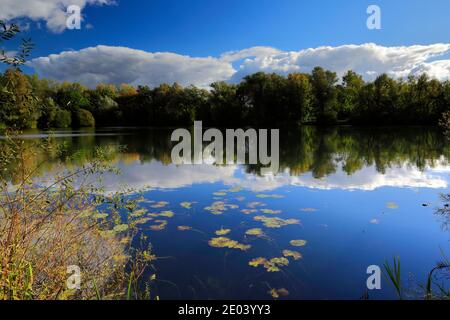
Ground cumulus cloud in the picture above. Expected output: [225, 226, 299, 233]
[229, 43, 450, 82]
[0, 0, 113, 32]
[28, 43, 450, 88]
[29, 45, 235, 88]
[78, 158, 450, 193]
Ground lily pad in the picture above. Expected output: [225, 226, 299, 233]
[180, 202, 196, 209]
[290, 240, 307, 247]
[254, 216, 300, 228]
[149, 220, 168, 231]
[208, 237, 251, 251]
[268, 288, 290, 299]
[149, 210, 174, 218]
[215, 228, 231, 236]
[245, 228, 264, 236]
[204, 201, 239, 215]
[386, 202, 399, 209]
[151, 201, 169, 208]
[249, 257, 289, 272]
[283, 249, 302, 260]
[129, 208, 148, 218]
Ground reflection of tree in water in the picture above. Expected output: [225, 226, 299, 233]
[1, 126, 449, 181]
[435, 194, 450, 232]
[247, 126, 450, 177]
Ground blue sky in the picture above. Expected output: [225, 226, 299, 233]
[2, 0, 450, 87]
[15, 0, 450, 57]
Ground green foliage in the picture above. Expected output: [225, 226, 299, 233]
[0, 131, 157, 300]
[1, 69, 450, 129]
[73, 108, 95, 128]
[0, 20, 34, 67]
[0, 69, 39, 128]
[383, 257, 402, 299]
[38, 97, 72, 128]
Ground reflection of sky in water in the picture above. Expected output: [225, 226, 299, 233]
[99, 157, 449, 299]
[8, 128, 449, 299]
[101, 158, 450, 193]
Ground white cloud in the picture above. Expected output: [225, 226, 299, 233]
[29, 45, 235, 88]
[229, 43, 450, 82]
[28, 43, 450, 88]
[0, 0, 113, 32]
[68, 157, 450, 193]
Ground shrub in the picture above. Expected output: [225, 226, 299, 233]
[54, 109, 72, 128]
[73, 108, 95, 128]
[0, 132, 156, 300]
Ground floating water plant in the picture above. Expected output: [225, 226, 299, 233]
[290, 240, 307, 247]
[245, 228, 264, 236]
[204, 201, 239, 215]
[149, 220, 168, 231]
[386, 202, 399, 209]
[254, 216, 300, 228]
[215, 228, 231, 236]
[213, 191, 227, 196]
[268, 288, 289, 299]
[151, 201, 169, 208]
[283, 249, 302, 260]
[208, 237, 251, 251]
[133, 217, 153, 226]
[129, 208, 148, 218]
[149, 210, 174, 218]
[248, 257, 289, 272]
[180, 202, 196, 209]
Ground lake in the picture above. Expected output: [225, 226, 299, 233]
[3, 126, 449, 300]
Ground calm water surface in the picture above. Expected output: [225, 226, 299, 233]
[5, 126, 450, 300]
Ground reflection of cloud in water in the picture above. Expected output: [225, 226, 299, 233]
[102, 159, 449, 192]
[101, 160, 239, 192]
[237, 164, 449, 191]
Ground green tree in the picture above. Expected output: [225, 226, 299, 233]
[310, 67, 338, 124]
[286, 73, 313, 124]
[0, 69, 39, 128]
[73, 108, 95, 128]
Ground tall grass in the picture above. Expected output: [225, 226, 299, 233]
[0, 130, 156, 300]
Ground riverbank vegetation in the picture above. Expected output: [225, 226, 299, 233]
[0, 68, 449, 129]
[0, 131, 158, 300]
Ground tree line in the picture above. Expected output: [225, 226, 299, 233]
[1, 67, 450, 129]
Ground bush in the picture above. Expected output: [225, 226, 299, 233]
[73, 109, 95, 128]
[54, 109, 72, 128]
[0, 133, 156, 300]
[38, 98, 72, 129]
